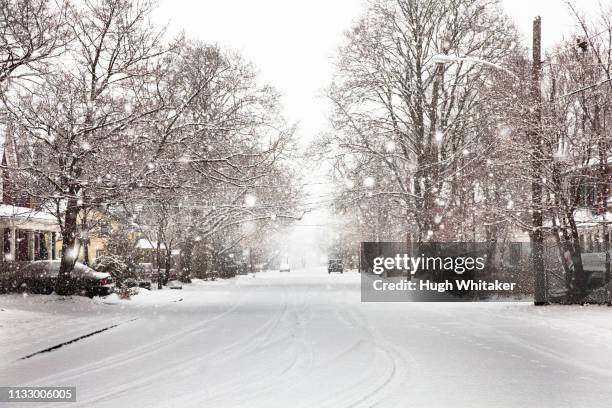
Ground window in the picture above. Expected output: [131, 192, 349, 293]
[3, 228, 10, 258]
[99, 221, 111, 236]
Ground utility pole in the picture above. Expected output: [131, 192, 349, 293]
[531, 16, 547, 305]
[594, 102, 611, 305]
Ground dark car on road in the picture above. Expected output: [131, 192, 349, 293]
[19, 261, 115, 297]
[328, 259, 344, 274]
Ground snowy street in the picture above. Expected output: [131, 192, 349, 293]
[3, 0, 612, 406]
[1, 268, 612, 408]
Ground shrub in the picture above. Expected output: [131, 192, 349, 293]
[92, 254, 136, 287]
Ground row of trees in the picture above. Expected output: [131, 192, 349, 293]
[1, 0, 301, 293]
[322, 0, 612, 303]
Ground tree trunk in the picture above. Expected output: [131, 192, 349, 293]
[82, 211, 89, 266]
[164, 245, 171, 283]
[156, 231, 163, 289]
[55, 198, 80, 295]
[181, 240, 194, 281]
[567, 213, 587, 303]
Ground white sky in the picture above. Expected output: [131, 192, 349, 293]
[152, 0, 604, 257]
[153, 0, 603, 144]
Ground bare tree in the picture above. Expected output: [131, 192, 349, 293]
[0, 0, 67, 86]
[325, 0, 519, 241]
[5, 0, 168, 295]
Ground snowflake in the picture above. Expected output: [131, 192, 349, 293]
[384, 140, 396, 152]
[434, 131, 444, 144]
[245, 194, 257, 207]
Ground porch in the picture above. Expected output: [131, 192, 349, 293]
[0, 204, 60, 262]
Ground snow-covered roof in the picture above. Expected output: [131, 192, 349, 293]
[0, 204, 57, 223]
[573, 207, 612, 227]
[566, 156, 612, 173]
[135, 239, 181, 255]
[136, 238, 181, 255]
[136, 238, 164, 250]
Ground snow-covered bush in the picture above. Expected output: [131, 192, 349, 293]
[92, 254, 136, 287]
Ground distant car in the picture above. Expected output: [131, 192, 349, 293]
[19, 261, 115, 298]
[167, 280, 183, 290]
[220, 261, 238, 278]
[279, 263, 290, 273]
[328, 259, 343, 274]
[136, 263, 155, 279]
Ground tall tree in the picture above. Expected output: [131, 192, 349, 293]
[326, 0, 519, 241]
[5, 0, 168, 294]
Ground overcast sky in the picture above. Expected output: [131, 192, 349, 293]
[153, 0, 603, 143]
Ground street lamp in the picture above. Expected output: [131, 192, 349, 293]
[430, 54, 519, 80]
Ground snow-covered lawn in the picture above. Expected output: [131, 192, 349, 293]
[1, 268, 612, 407]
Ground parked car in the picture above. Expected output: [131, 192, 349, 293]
[578, 252, 610, 290]
[328, 259, 343, 274]
[279, 263, 290, 273]
[123, 277, 152, 290]
[18, 261, 115, 298]
[143, 266, 177, 283]
[203, 271, 219, 281]
[136, 263, 155, 279]
[219, 261, 238, 278]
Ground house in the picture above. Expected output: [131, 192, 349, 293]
[0, 125, 60, 262]
[53, 210, 114, 264]
[134, 237, 181, 267]
[564, 156, 612, 253]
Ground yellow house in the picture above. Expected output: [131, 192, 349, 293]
[55, 210, 115, 264]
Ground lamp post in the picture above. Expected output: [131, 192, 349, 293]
[431, 36, 547, 306]
[430, 54, 519, 80]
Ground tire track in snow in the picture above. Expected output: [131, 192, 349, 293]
[75, 287, 293, 407]
[170, 281, 317, 408]
[17, 283, 253, 389]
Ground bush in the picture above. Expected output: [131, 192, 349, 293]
[92, 254, 136, 287]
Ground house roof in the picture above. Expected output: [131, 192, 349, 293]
[0, 204, 56, 221]
[135, 238, 180, 254]
[0, 204, 59, 231]
[573, 207, 612, 227]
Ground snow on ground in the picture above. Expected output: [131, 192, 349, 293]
[1, 267, 612, 407]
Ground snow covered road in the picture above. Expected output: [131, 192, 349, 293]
[1, 267, 612, 407]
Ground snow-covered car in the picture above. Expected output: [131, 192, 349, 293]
[18, 261, 115, 298]
[328, 259, 343, 274]
[279, 263, 290, 272]
[578, 252, 610, 290]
